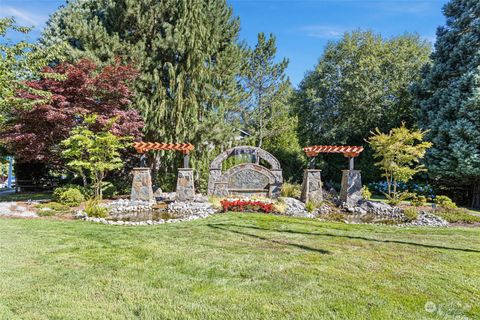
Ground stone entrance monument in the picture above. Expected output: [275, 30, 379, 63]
[302, 145, 364, 205]
[207, 146, 283, 198]
[132, 142, 196, 202]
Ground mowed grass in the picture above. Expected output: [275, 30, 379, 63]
[0, 214, 479, 320]
[0, 192, 52, 202]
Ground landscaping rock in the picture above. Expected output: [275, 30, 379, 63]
[167, 201, 216, 215]
[74, 210, 88, 219]
[280, 197, 314, 218]
[314, 203, 337, 215]
[351, 200, 404, 220]
[404, 211, 448, 227]
[0, 201, 38, 218]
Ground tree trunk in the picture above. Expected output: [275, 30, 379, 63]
[471, 180, 480, 209]
[258, 90, 263, 148]
[79, 170, 88, 187]
[148, 152, 160, 185]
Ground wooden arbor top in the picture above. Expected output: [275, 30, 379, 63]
[303, 145, 364, 170]
[303, 145, 364, 158]
[133, 142, 195, 154]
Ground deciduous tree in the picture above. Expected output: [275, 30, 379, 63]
[367, 123, 431, 205]
[295, 30, 431, 182]
[62, 115, 129, 199]
[0, 17, 64, 123]
[2, 59, 143, 166]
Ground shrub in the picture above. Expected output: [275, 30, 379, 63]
[403, 208, 419, 222]
[220, 199, 274, 213]
[35, 202, 71, 216]
[434, 208, 480, 224]
[305, 200, 321, 213]
[281, 182, 302, 198]
[433, 195, 457, 209]
[101, 182, 117, 198]
[54, 184, 93, 199]
[385, 192, 413, 206]
[53, 187, 85, 207]
[84, 198, 108, 218]
[322, 213, 345, 222]
[410, 194, 427, 207]
[361, 186, 372, 200]
[273, 199, 287, 214]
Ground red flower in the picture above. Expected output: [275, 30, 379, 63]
[220, 199, 274, 213]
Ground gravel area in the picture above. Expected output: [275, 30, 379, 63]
[0, 201, 38, 218]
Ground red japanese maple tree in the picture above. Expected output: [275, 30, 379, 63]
[2, 59, 144, 165]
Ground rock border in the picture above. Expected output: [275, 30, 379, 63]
[80, 212, 213, 226]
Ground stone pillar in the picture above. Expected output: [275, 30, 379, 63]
[130, 168, 155, 203]
[300, 169, 323, 203]
[176, 168, 195, 201]
[340, 170, 363, 206]
[271, 169, 283, 199]
[207, 169, 221, 196]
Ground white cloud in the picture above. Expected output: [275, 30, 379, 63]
[300, 25, 347, 39]
[0, 6, 47, 28]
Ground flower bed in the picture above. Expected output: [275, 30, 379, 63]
[220, 199, 274, 213]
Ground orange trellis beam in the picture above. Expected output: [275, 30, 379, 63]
[303, 145, 364, 158]
[133, 142, 195, 154]
[303, 145, 364, 170]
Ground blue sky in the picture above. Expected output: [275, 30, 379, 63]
[1, 0, 448, 86]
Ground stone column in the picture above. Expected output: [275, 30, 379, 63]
[300, 169, 323, 203]
[271, 169, 283, 199]
[207, 169, 221, 196]
[340, 170, 363, 206]
[176, 168, 195, 201]
[130, 168, 155, 203]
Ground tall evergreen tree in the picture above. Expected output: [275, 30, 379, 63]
[414, 0, 480, 207]
[242, 33, 290, 148]
[41, 0, 245, 190]
[295, 30, 431, 182]
[241, 33, 304, 181]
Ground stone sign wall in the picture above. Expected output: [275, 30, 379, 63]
[207, 146, 283, 198]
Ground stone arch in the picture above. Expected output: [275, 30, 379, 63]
[207, 146, 283, 198]
[209, 146, 281, 171]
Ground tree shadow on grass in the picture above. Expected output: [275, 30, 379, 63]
[207, 224, 330, 254]
[208, 223, 480, 254]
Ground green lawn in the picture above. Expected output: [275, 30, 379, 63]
[0, 214, 479, 320]
[0, 192, 52, 202]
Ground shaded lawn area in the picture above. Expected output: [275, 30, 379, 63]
[0, 214, 479, 319]
[0, 192, 52, 202]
